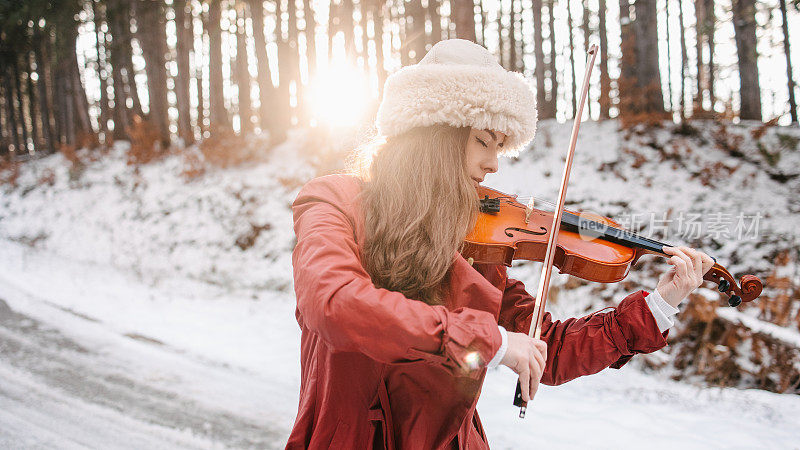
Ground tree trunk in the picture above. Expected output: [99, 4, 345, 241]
[405, 0, 426, 62]
[632, 0, 664, 115]
[372, 0, 387, 92]
[71, 55, 95, 145]
[275, 0, 292, 142]
[235, 1, 253, 135]
[328, 0, 338, 61]
[25, 52, 41, 151]
[509, 0, 517, 71]
[123, 0, 144, 117]
[478, 0, 486, 47]
[581, 0, 591, 117]
[428, 0, 442, 46]
[286, 0, 303, 122]
[665, 0, 673, 114]
[694, 0, 705, 113]
[92, 0, 110, 136]
[249, 0, 275, 135]
[174, 0, 194, 145]
[518, 0, 525, 71]
[303, 0, 318, 77]
[2, 66, 21, 153]
[452, 0, 476, 42]
[0, 84, 8, 156]
[678, 0, 687, 120]
[341, 0, 356, 59]
[66, 26, 96, 147]
[208, 0, 230, 130]
[33, 27, 55, 154]
[46, 33, 64, 147]
[568, 0, 577, 117]
[617, 0, 635, 119]
[106, 0, 132, 139]
[598, 0, 610, 119]
[497, 1, 505, 68]
[60, 60, 76, 147]
[53, 70, 63, 147]
[704, 0, 715, 108]
[547, 0, 557, 118]
[11, 57, 30, 151]
[137, 0, 171, 147]
[196, 9, 207, 137]
[779, 0, 797, 123]
[412, 0, 426, 58]
[533, 0, 546, 119]
[732, 0, 762, 120]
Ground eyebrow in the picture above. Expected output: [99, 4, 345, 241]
[484, 129, 505, 147]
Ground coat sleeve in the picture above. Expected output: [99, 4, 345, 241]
[498, 272, 669, 386]
[291, 176, 502, 379]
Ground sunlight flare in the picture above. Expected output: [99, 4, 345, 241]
[307, 63, 373, 129]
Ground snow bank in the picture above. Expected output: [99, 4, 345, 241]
[1, 118, 799, 387]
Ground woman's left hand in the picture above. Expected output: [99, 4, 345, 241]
[657, 246, 716, 308]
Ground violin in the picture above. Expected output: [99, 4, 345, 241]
[462, 184, 763, 307]
[473, 44, 762, 418]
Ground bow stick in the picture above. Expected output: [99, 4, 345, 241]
[514, 44, 599, 418]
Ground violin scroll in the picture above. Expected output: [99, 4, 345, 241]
[703, 264, 763, 307]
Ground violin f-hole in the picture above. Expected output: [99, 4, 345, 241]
[505, 227, 548, 237]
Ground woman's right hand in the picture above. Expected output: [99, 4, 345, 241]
[500, 332, 548, 402]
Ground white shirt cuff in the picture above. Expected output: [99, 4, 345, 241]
[645, 289, 681, 333]
[487, 325, 508, 368]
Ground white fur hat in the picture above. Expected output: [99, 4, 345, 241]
[375, 39, 537, 155]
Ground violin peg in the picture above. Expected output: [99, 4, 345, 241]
[728, 295, 742, 308]
[718, 279, 730, 292]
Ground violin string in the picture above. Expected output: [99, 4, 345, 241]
[512, 195, 559, 211]
[494, 193, 657, 240]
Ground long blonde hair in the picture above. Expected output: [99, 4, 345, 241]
[352, 125, 478, 305]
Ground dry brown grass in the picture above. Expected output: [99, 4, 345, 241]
[37, 168, 56, 186]
[669, 250, 800, 394]
[0, 154, 20, 187]
[197, 126, 264, 169]
[126, 115, 167, 166]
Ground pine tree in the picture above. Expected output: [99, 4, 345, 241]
[208, 0, 230, 130]
[598, 0, 610, 119]
[249, 0, 276, 135]
[235, 1, 253, 135]
[778, 0, 797, 123]
[452, 0, 476, 41]
[174, 0, 194, 144]
[137, 0, 171, 148]
[732, 0, 762, 120]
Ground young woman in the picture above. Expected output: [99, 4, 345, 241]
[286, 39, 714, 449]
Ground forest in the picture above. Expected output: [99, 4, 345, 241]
[0, 0, 797, 160]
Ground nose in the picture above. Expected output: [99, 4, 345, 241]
[483, 153, 499, 174]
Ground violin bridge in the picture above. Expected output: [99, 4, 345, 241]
[525, 197, 535, 224]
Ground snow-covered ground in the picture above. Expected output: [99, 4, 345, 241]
[2, 235, 799, 448]
[1, 120, 799, 448]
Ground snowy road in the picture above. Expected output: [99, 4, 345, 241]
[1, 238, 800, 449]
[0, 297, 284, 449]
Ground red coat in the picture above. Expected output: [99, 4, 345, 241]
[286, 174, 668, 449]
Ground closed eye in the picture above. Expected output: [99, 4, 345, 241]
[476, 137, 488, 148]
